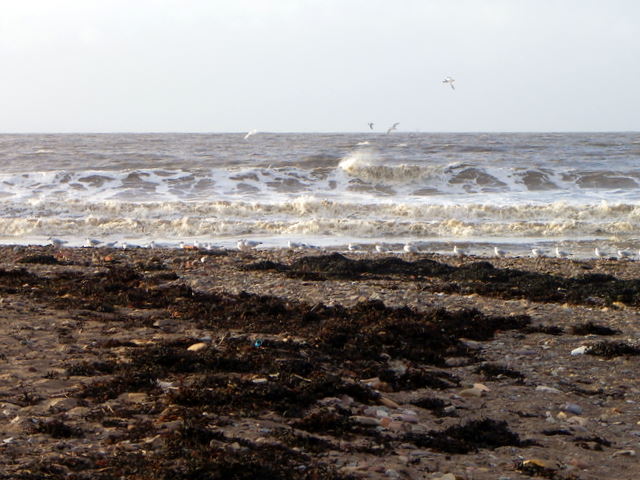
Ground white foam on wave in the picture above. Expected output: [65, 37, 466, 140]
[1, 196, 640, 246]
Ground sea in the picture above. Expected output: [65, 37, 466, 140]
[1, 132, 639, 258]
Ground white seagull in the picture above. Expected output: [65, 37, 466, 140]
[617, 249, 632, 260]
[403, 242, 418, 253]
[84, 238, 101, 248]
[368, 122, 374, 130]
[555, 246, 569, 259]
[48, 237, 68, 248]
[442, 76, 455, 90]
[375, 244, 390, 253]
[288, 241, 308, 250]
[386, 122, 400, 134]
[494, 246, 507, 258]
[453, 245, 466, 257]
[531, 248, 543, 258]
[244, 129, 258, 140]
[594, 247, 603, 258]
[237, 239, 262, 251]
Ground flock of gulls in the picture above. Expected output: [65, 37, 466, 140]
[46, 236, 640, 261]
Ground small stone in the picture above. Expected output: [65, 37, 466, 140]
[352, 416, 380, 426]
[438, 474, 458, 480]
[399, 414, 419, 424]
[66, 406, 91, 418]
[473, 383, 490, 392]
[536, 385, 562, 394]
[612, 449, 636, 458]
[571, 346, 588, 356]
[379, 396, 400, 409]
[252, 378, 268, 384]
[379, 417, 392, 428]
[385, 420, 406, 432]
[520, 458, 555, 469]
[460, 387, 485, 397]
[44, 397, 78, 411]
[566, 416, 588, 427]
[118, 392, 148, 404]
[562, 403, 583, 415]
[187, 342, 208, 352]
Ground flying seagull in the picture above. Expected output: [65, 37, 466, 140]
[442, 76, 455, 90]
[386, 122, 400, 134]
[244, 129, 258, 140]
[368, 122, 374, 130]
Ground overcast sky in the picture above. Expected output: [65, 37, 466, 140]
[1, 0, 638, 133]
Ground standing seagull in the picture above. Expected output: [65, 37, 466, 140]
[368, 122, 374, 130]
[48, 237, 68, 248]
[494, 246, 507, 258]
[244, 129, 258, 140]
[453, 245, 467, 257]
[386, 122, 400, 134]
[442, 76, 456, 90]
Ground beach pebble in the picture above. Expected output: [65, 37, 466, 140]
[399, 413, 419, 424]
[187, 342, 208, 352]
[435, 474, 459, 480]
[566, 415, 588, 427]
[385, 468, 400, 479]
[44, 397, 78, 411]
[379, 396, 400, 409]
[352, 416, 380, 426]
[118, 392, 148, 404]
[571, 346, 588, 356]
[536, 385, 562, 394]
[388, 360, 407, 375]
[612, 449, 636, 457]
[562, 403, 583, 415]
[65, 406, 91, 418]
[460, 387, 485, 397]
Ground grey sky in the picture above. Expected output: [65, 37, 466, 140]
[1, 0, 638, 133]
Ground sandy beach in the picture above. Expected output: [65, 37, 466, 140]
[1, 245, 640, 479]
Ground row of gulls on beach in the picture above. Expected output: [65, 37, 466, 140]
[47, 236, 640, 260]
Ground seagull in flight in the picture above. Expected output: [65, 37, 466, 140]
[386, 122, 400, 134]
[368, 122, 374, 130]
[244, 129, 258, 140]
[442, 76, 455, 90]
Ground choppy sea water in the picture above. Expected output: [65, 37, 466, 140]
[1, 132, 639, 258]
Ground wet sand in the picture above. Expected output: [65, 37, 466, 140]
[1, 245, 640, 479]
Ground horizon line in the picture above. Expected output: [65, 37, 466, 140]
[1, 130, 638, 135]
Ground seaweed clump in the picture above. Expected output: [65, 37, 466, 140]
[474, 363, 525, 382]
[33, 419, 84, 438]
[570, 322, 620, 336]
[18, 254, 61, 265]
[405, 418, 529, 454]
[586, 340, 640, 358]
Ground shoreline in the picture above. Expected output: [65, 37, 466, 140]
[1, 245, 640, 479]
